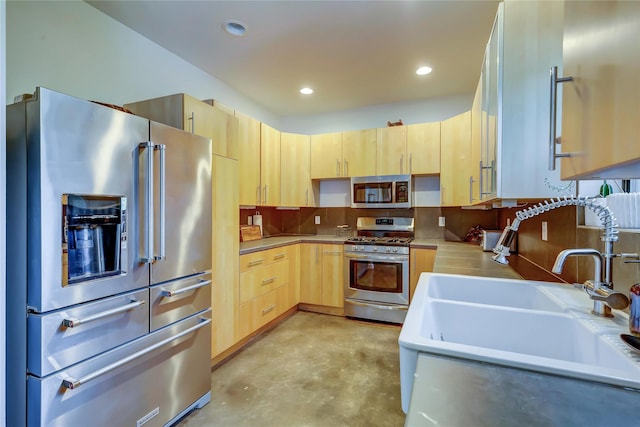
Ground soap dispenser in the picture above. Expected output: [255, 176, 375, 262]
[630, 284, 640, 336]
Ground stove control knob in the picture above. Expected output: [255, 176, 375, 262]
[393, 247, 399, 253]
[386, 247, 392, 253]
[372, 247, 378, 252]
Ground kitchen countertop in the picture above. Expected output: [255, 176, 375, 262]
[241, 236, 541, 281]
[240, 234, 346, 254]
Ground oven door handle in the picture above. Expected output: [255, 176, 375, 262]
[344, 253, 408, 262]
[346, 299, 408, 311]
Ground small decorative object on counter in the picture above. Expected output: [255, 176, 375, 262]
[630, 284, 640, 336]
[387, 119, 404, 127]
[335, 224, 353, 238]
[464, 225, 484, 243]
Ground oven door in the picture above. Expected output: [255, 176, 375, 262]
[344, 252, 409, 305]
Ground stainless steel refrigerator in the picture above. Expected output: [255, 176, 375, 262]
[6, 87, 213, 426]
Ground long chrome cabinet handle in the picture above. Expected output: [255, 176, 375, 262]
[469, 175, 476, 204]
[549, 66, 573, 170]
[61, 316, 211, 390]
[61, 299, 146, 328]
[344, 160, 348, 176]
[263, 185, 267, 205]
[139, 142, 154, 263]
[188, 112, 195, 133]
[155, 144, 166, 261]
[273, 253, 286, 260]
[160, 279, 211, 297]
[248, 259, 265, 267]
[336, 159, 340, 177]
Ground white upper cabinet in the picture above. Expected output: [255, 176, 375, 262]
[476, 1, 570, 203]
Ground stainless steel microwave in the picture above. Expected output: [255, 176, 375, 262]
[351, 175, 412, 208]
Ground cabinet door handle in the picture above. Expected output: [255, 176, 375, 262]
[400, 154, 404, 174]
[256, 186, 261, 205]
[263, 185, 267, 205]
[273, 253, 286, 260]
[344, 160, 348, 176]
[409, 153, 413, 174]
[336, 159, 340, 177]
[262, 304, 276, 315]
[548, 66, 573, 170]
[323, 251, 343, 255]
[469, 175, 476, 205]
[261, 276, 277, 285]
[248, 259, 265, 267]
[188, 112, 195, 133]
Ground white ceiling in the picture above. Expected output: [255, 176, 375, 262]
[87, 0, 501, 117]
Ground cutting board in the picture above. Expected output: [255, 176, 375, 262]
[240, 225, 262, 242]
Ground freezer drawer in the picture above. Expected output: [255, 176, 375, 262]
[27, 288, 150, 377]
[27, 310, 212, 427]
[150, 272, 212, 331]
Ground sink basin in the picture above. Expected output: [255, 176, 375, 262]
[398, 273, 640, 413]
[425, 273, 566, 312]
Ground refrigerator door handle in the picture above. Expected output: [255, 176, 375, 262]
[160, 279, 212, 297]
[155, 143, 166, 261]
[139, 142, 154, 264]
[61, 299, 146, 328]
[61, 315, 212, 390]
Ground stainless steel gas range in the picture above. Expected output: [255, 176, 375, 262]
[343, 217, 414, 324]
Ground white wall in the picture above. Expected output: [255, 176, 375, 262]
[6, 1, 279, 127]
[280, 94, 472, 134]
[7, 1, 473, 135]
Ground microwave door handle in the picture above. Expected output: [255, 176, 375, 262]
[155, 144, 166, 261]
[138, 142, 154, 264]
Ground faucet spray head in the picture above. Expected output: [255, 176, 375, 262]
[492, 220, 520, 265]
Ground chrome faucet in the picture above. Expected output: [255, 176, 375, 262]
[552, 248, 629, 317]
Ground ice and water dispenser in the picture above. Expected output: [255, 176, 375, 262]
[62, 194, 127, 285]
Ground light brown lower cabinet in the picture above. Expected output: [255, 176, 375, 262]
[409, 248, 436, 302]
[238, 245, 299, 340]
[299, 243, 344, 308]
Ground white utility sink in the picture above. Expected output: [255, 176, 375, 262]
[398, 273, 640, 413]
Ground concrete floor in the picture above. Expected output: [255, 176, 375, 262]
[177, 311, 406, 427]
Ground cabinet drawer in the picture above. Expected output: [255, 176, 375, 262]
[238, 285, 288, 338]
[240, 251, 270, 273]
[27, 288, 149, 378]
[240, 261, 289, 304]
[240, 246, 292, 273]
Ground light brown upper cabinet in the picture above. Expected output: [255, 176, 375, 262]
[280, 133, 316, 207]
[406, 122, 441, 176]
[440, 111, 472, 207]
[310, 132, 343, 179]
[260, 124, 281, 206]
[376, 126, 407, 176]
[124, 93, 238, 159]
[559, 0, 640, 179]
[236, 111, 262, 206]
[342, 129, 377, 177]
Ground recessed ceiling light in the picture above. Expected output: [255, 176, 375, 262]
[223, 19, 247, 37]
[416, 66, 433, 76]
[300, 87, 314, 95]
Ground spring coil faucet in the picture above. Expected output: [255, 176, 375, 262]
[492, 195, 629, 317]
